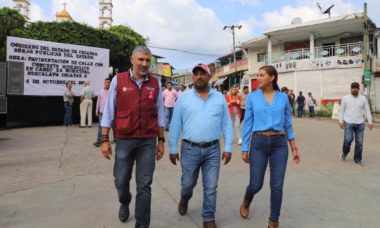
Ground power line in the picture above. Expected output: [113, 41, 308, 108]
[147, 45, 223, 57]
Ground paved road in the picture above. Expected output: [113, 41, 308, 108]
[0, 118, 379, 228]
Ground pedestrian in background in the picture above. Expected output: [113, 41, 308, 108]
[339, 82, 373, 166]
[178, 84, 187, 96]
[296, 91, 305, 118]
[307, 92, 317, 118]
[168, 63, 233, 228]
[100, 45, 165, 227]
[240, 65, 301, 228]
[289, 90, 296, 116]
[63, 81, 75, 126]
[80, 80, 94, 127]
[93, 78, 111, 147]
[163, 81, 178, 131]
[240, 85, 249, 123]
[226, 86, 242, 145]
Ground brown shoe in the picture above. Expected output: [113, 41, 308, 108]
[203, 220, 217, 228]
[268, 220, 279, 228]
[178, 199, 188, 216]
[240, 198, 251, 218]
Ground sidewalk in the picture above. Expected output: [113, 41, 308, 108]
[1, 118, 380, 227]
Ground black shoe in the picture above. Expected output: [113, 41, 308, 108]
[79, 126, 86, 128]
[178, 199, 188, 216]
[93, 142, 101, 147]
[118, 204, 129, 222]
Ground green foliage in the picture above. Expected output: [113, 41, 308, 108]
[316, 110, 332, 117]
[0, 11, 146, 71]
[108, 25, 146, 71]
[0, 7, 26, 61]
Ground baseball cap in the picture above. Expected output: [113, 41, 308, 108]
[192, 63, 211, 75]
[351, 82, 360, 88]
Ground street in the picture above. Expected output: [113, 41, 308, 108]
[0, 118, 380, 228]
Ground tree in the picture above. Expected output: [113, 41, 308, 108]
[108, 25, 146, 71]
[0, 7, 26, 61]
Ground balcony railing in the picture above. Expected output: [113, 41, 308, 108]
[212, 58, 248, 78]
[271, 42, 363, 63]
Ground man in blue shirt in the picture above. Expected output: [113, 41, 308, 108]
[168, 63, 234, 228]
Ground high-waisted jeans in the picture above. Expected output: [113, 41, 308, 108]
[244, 133, 288, 222]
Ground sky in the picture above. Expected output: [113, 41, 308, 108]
[1, 0, 380, 71]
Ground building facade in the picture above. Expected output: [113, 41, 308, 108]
[55, 2, 73, 22]
[210, 50, 248, 91]
[13, 0, 30, 21]
[99, 0, 113, 29]
[240, 11, 378, 109]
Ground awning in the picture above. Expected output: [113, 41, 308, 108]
[214, 77, 228, 87]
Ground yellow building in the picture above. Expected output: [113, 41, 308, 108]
[55, 2, 73, 22]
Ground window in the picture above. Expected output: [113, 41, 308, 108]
[257, 53, 266, 62]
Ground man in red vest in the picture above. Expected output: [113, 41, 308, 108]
[100, 46, 165, 228]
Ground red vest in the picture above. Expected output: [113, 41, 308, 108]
[115, 71, 160, 138]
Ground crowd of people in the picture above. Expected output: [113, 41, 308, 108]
[61, 45, 373, 228]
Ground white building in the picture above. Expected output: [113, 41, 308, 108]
[99, 0, 113, 29]
[13, 0, 30, 21]
[240, 11, 378, 109]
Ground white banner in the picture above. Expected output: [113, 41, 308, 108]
[6, 36, 109, 96]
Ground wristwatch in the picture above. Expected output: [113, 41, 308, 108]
[158, 137, 165, 142]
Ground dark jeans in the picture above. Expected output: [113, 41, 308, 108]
[244, 134, 288, 222]
[343, 122, 365, 163]
[180, 140, 221, 221]
[164, 107, 174, 129]
[241, 108, 246, 123]
[64, 102, 72, 125]
[114, 138, 156, 228]
[97, 113, 103, 143]
[297, 104, 304, 117]
[290, 104, 295, 116]
[308, 106, 315, 118]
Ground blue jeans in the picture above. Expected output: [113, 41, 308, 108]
[297, 104, 304, 117]
[114, 138, 156, 228]
[97, 113, 103, 143]
[343, 122, 365, 162]
[64, 103, 72, 125]
[164, 107, 174, 129]
[244, 134, 288, 222]
[180, 140, 221, 221]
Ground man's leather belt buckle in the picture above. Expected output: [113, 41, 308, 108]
[254, 131, 286, 137]
[183, 139, 219, 148]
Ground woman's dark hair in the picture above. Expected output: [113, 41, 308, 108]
[259, 65, 280, 91]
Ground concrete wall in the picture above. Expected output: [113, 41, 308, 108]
[276, 67, 362, 104]
[247, 47, 266, 74]
[374, 76, 380, 111]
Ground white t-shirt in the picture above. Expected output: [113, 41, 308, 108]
[307, 96, 315, 107]
[339, 94, 372, 124]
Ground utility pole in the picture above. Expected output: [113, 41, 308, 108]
[224, 25, 242, 87]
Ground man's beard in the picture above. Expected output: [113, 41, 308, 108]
[194, 79, 208, 91]
[351, 91, 359, 96]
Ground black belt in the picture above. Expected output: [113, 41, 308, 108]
[183, 139, 219, 148]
